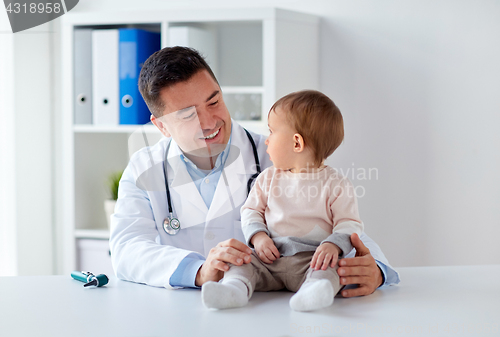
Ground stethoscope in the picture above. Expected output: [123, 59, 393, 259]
[162, 129, 261, 235]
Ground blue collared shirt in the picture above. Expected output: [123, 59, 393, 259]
[169, 135, 232, 288]
[180, 136, 232, 209]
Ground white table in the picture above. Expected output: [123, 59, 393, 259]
[1, 265, 499, 337]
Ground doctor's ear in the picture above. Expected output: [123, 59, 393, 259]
[293, 133, 305, 153]
[151, 114, 171, 138]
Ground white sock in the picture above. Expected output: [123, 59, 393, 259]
[202, 278, 249, 309]
[289, 279, 334, 312]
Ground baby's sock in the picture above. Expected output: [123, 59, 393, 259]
[289, 279, 334, 312]
[202, 278, 249, 309]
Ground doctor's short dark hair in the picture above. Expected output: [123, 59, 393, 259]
[138, 46, 219, 117]
[270, 90, 344, 166]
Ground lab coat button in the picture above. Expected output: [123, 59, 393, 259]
[205, 232, 215, 240]
[205, 178, 209, 184]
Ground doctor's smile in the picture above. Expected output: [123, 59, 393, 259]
[201, 127, 221, 141]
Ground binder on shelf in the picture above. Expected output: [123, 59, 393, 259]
[73, 29, 92, 124]
[119, 29, 161, 125]
[92, 29, 119, 125]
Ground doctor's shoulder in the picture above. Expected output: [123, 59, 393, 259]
[252, 131, 269, 152]
[243, 128, 272, 170]
[126, 137, 171, 175]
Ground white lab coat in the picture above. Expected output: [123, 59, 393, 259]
[110, 121, 399, 289]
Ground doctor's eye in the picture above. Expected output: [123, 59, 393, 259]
[180, 109, 198, 120]
[183, 112, 196, 120]
[209, 100, 219, 106]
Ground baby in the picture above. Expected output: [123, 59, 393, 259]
[202, 90, 363, 311]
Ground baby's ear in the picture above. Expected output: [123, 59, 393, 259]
[293, 133, 305, 153]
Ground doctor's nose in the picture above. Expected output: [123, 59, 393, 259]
[196, 107, 217, 131]
[265, 137, 269, 145]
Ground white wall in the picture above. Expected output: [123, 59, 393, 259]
[317, 0, 500, 267]
[0, 10, 55, 275]
[13, 23, 55, 275]
[0, 10, 18, 276]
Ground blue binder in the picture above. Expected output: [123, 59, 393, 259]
[119, 29, 161, 125]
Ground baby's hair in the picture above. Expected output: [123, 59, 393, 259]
[270, 90, 344, 166]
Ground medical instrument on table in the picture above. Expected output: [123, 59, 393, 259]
[161, 128, 261, 235]
[71, 271, 109, 287]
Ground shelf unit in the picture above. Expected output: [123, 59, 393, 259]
[60, 8, 319, 274]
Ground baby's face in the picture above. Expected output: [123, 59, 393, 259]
[265, 107, 297, 170]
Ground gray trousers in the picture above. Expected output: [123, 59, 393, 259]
[224, 251, 342, 298]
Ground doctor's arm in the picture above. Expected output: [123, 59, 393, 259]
[338, 233, 400, 297]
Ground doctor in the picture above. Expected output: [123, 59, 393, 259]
[110, 47, 399, 296]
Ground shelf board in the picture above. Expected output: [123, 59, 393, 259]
[62, 8, 291, 26]
[74, 120, 266, 134]
[74, 124, 160, 134]
[221, 86, 264, 94]
[75, 229, 110, 239]
[237, 120, 269, 136]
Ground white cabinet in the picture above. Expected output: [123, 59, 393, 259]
[76, 238, 114, 276]
[60, 8, 318, 273]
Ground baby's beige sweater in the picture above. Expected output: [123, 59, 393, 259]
[241, 166, 364, 256]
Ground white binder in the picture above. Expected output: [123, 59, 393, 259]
[92, 29, 119, 125]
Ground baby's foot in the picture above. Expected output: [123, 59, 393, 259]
[202, 279, 248, 309]
[289, 279, 334, 311]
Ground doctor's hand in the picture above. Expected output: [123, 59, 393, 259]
[337, 233, 384, 298]
[195, 239, 252, 287]
[251, 232, 280, 264]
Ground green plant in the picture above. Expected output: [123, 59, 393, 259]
[107, 170, 124, 201]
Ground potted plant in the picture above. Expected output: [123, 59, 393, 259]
[104, 170, 123, 229]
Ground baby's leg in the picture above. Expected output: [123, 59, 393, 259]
[289, 264, 341, 312]
[202, 251, 281, 309]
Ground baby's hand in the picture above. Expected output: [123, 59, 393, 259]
[251, 232, 280, 264]
[310, 242, 342, 271]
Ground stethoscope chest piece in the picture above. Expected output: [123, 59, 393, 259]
[163, 215, 181, 235]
